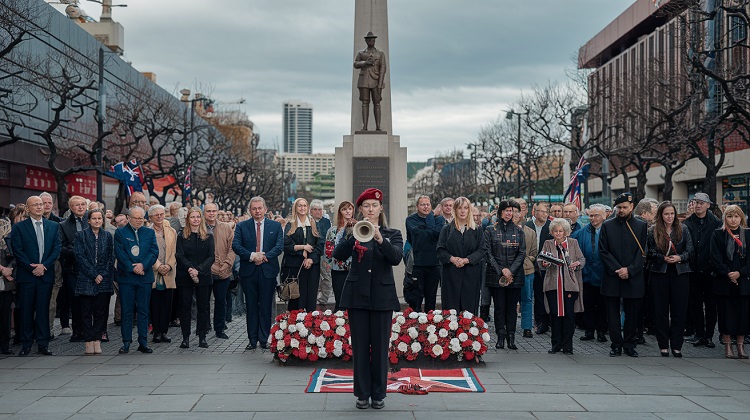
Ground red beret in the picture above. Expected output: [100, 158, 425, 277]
[356, 188, 383, 206]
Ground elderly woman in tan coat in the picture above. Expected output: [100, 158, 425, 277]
[539, 218, 585, 355]
[148, 205, 177, 343]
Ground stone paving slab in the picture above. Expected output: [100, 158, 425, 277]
[570, 394, 709, 413]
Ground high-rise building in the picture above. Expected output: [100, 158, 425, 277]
[283, 101, 313, 154]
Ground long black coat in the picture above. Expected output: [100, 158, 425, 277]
[175, 231, 215, 286]
[283, 225, 323, 267]
[437, 224, 484, 285]
[333, 227, 402, 311]
[710, 228, 750, 296]
[599, 215, 648, 298]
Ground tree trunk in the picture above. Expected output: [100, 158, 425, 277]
[663, 169, 675, 201]
[55, 176, 69, 214]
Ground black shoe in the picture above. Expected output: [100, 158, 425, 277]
[635, 335, 646, 345]
[198, 337, 208, 348]
[152, 334, 162, 343]
[215, 331, 229, 339]
[37, 347, 53, 356]
[180, 339, 190, 349]
[580, 333, 595, 341]
[137, 345, 153, 354]
[705, 340, 715, 348]
[624, 348, 638, 357]
[356, 399, 369, 409]
[535, 325, 549, 335]
[548, 347, 561, 354]
[495, 335, 505, 349]
[245, 344, 257, 350]
[563, 350, 573, 355]
[693, 338, 708, 347]
[522, 329, 533, 338]
[609, 348, 622, 357]
[119, 344, 130, 354]
[660, 349, 670, 357]
[597, 331, 608, 342]
[685, 335, 700, 344]
[260, 342, 269, 350]
[160, 334, 172, 343]
[507, 333, 518, 350]
[18, 347, 31, 356]
[671, 349, 683, 358]
[371, 399, 384, 409]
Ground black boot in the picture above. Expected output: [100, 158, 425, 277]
[507, 333, 518, 350]
[180, 336, 190, 349]
[495, 334, 505, 349]
[199, 335, 208, 348]
[479, 305, 491, 322]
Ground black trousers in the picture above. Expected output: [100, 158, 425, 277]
[240, 270, 276, 346]
[285, 264, 320, 312]
[689, 272, 717, 340]
[61, 272, 83, 335]
[606, 296, 641, 350]
[533, 270, 549, 328]
[150, 288, 173, 336]
[546, 290, 578, 352]
[582, 283, 607, 334]
[79, 293, 109, 342]
[179, 283, 211, 338]
[413, 265, 440, 312]
[0, 291, 12, 350]
[212, 277, 230, 333]
[650, 269, 690, 350]
[490, 287, 521, 337]
[18, 281, 52, 349]
[348, 308, 391, 401]
[331, 270, 348, 312]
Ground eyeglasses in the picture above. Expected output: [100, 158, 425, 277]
[130, 217, 145, 221]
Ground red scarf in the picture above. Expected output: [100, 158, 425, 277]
[556, 240, 568, 317]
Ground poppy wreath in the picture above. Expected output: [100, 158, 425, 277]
[270, 308, 490, 363]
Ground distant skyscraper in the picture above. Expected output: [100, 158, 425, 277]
[283, 101, 313, 154]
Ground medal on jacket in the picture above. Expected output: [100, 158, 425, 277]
[131, 245, 140, 256]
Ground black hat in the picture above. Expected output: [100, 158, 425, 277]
[364, 31, 377, 39]
[497, 199, 521, 212]
[614, 192, 634, 206]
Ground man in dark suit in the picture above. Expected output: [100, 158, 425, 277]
[599, 193, 648, 358]
[114, 206, 159, 354]
[526, 202, 553, 334]
[232, 197, 284, 350]
[58, 195, 88, 342]
[11, 195, 61, 356]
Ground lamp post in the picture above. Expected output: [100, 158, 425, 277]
[506, 109, 526, 198]
[179, 88, 210, 205]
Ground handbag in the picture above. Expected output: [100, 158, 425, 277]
[277, 266, 302, 301]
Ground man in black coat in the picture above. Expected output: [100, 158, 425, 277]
[599, 193, 648, 357]
[58, 195, 88, 342]
[526, 202, 553, 334]
[683, 192, 721, 348]
[405, 195, 445, 312]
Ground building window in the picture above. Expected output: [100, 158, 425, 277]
[730, 15, 747, 44]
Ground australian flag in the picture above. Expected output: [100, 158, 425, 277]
[563, 156, 590, 211]
[109, 159, 145, 197]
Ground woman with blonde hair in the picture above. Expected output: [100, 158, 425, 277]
[437, 197, 484, 314]
[710, 205, 750, 359]
[175, 207, 215, 349]
[282, 198, 323, 311]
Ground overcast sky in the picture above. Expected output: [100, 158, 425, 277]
[63, 0, 636, 160]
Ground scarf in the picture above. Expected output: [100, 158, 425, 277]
[555, 239, 569, 317]
[726, 227, 746, 261]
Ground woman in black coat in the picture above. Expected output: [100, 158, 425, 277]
[647, 202, 693, 357]
[282, 198, 323, 312]
[710, 205, 750, 359]
[73, 209, 115, 355]
[437, 196, 484, 314]
[175, 208, 215, 349]
[484, 199, 526, 350]
[333, 188, 402, 411]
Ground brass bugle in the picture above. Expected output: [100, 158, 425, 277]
[353, 220, 375, 242]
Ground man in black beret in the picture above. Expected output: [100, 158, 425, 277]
[599, 193, 648, 357]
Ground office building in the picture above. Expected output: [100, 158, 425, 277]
[283, 101, 313, 154]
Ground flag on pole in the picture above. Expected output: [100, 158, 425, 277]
[184, 165, 193, 202]
[108, 159, 145, 197]
[563, 156, 590, 210]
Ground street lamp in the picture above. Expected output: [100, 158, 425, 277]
[179, 88, 210, 204]
[505, 109, 527, 198]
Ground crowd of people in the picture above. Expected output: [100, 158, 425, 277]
[0, 189, 748, 364]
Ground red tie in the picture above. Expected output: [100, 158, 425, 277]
[255, 222, 261, 253]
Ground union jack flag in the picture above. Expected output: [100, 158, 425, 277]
[563, 156, 590, 211]
[108, 159, 145, 197]
[184, 165, 193, 202]
[305, 368, 484, 393]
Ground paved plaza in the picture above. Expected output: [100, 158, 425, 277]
[1, 308, 749, 419]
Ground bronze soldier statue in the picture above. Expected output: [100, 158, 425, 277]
[353, 32, 386, 132]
